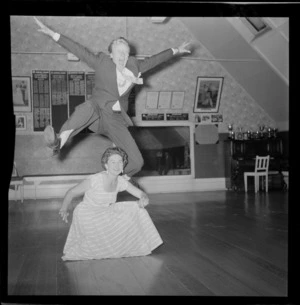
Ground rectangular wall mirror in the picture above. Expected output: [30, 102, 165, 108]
[130, 126, 191, 177]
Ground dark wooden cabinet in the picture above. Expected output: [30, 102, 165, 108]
[226, 138, 287, 191]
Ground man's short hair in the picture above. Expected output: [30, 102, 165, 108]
[108, 37, 130, 53]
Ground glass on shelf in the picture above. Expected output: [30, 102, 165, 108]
[267, 127, 272, 138]
[258, 125, 265, 139]
[254, 131, 259, 139]
[227, 124, 234, 139]
[247, 130, 252, 140]
[237, 127, 243, 140]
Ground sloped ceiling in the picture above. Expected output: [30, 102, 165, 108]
[178, 17, 289, 130]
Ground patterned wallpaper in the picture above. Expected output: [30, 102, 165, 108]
[11, 16, 275, 135]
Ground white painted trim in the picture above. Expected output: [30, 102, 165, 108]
[251, 44, 289, 86]
[131, 120, 193, 127]
[150, 17, 167, 23]
[138, 177, 226, 193]
[8, 177, 227, 200]
[226, 17, 289, 86]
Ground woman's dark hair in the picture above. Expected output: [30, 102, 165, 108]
[108, 37, 130, 53]
[101, 147, 128, 170]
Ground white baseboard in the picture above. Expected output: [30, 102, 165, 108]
[9, 177, 227, 200]
[138, 176, 226, 193]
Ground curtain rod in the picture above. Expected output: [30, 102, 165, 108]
[11, 51, 261, 62]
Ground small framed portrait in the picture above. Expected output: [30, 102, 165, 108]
[211, 114, 223, 123]
[201, 114, 212, 123]
[15, 115, 26, 130]
[195, 114, 201, 123]
[194, 77, 224, 113]
[12, 76, 31, 112]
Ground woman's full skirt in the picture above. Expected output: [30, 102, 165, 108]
[62, 201, 163, 261]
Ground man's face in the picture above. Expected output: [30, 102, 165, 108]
[110, 41, 130, 71]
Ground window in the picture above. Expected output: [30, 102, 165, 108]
[245, 17, 268, 32]
[130, 126, 191, 177]
[243, 17, 270, 37]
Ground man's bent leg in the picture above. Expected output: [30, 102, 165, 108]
[44, 101, 99, 154]
[59, 101, 99, 140]
[105, 119, 144, 177]
[59, 129, 74, 148]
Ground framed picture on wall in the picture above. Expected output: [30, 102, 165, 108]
[146, 91, 159, 109]
[194, 77, 224, 113]
[15, 114, 26, 130]
[12, 76, 31, 112]
[171, 91, 185, 109]
[158, 91, 172, 109]
[211, 114, 223, 122]
[201, 114, 212, 123]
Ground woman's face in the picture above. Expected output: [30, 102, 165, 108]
[105, 154, 124, 175]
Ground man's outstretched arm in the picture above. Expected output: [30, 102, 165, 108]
[138, 41, 192, 74]
[34, 17, 101, 69]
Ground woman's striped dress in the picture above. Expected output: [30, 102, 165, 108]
[62, 172, 163, 261]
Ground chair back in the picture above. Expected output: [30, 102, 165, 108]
[255, 155, 270, 173]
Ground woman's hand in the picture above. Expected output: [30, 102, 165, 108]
[59, 206, 69, 223]
[34, 17, 56, 38]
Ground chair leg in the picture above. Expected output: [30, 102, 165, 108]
[260, 176, 264, 191]
[17, 185, 21, 202]
[21, 184, 24, 203]
[244, 175, 248, 192]
[14, 185, 18, 201]
[266, 175, 268, 193]
[254, 176, 258, 193]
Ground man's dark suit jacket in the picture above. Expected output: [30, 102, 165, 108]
[57, 34, 176, 126]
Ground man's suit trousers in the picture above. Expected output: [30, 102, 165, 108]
[59, 101, 144, 177]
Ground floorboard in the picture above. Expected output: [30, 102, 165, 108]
[5, 190, 289, 298]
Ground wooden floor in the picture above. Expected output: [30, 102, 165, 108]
[5, 189, 289, 297]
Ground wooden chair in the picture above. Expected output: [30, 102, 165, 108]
[244, 155, 270, 193]
[9, 162, 24, 202]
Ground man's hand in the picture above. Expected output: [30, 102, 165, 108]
[34, 17, 56, 38]
[178, 41, 192, 54]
